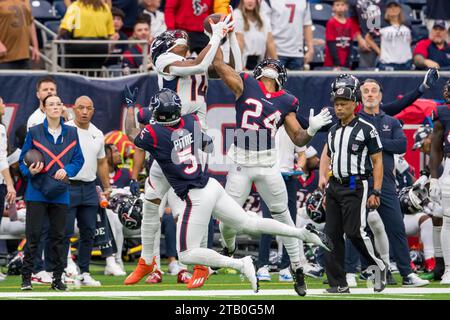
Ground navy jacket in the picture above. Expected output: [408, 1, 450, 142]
[359, 109, 407, 191]
[19, 118, 85, 204]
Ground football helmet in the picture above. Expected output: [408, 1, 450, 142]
[253, 59, 288, 90]
[412, 125, 433, 150]
[111, 194, 143, 230]
[151, 88, 182, 126]
[7, 251, 24, 276]
[330, 74, 360, 102]
[305, 190, 326, 224]
[150, 30, 188, 65]
[399, 185, 430, 214]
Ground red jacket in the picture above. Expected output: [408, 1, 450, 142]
[165, 0, 214, 32]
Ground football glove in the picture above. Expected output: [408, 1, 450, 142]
[307, 108, 332, 137]
[124, 85, 139, 108]
[429, 178, 441, 203]
[419, 68, 439, 92]
[130, 179, 140, 196]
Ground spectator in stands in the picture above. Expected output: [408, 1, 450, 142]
[413, 20, 450, 70]
[59, 0, 115, 70]
[366, 0, 413, 71]
[0, 0, 40, 70]
[112, 0, 139, 34]
[105, 7, 129, 66]
[122, 16, 153, 71]
[233, 0, 277, 70]
[426, 0, 450, 33]
[324, 0, 367, 70]
[139, 0, 167, 38]
[164, 0, 214, 54]
[260, 0, 314, 70]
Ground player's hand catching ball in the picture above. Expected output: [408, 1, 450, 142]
[210, 13, 234, 40]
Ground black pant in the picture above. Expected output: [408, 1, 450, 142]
[324, 179, 383, 287]
[0, 59, 30, 70]
[0, 184, 6, 226]
[22, 202, 68, 280]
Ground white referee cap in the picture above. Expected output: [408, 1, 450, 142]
[305, 146, 318, 159]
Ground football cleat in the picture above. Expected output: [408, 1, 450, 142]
[440, 270, 450, 285]
[373, 265, 387, 293]
[124, 256, 157, 285]
[256, 265, 271, 282]
[31, 271, 52, 284]
[145, 270, 163, 284]
[51, 279, 68, 291]
[187, 265, 209, 289]
[241, 256, 259, 293]
[104, 263, 127, 276]
[78, 273, 101, 287]
[291, 267, 307, 296]
[434, 257, 445, 281]
[403, 273, 430, 287]
[304, 224, 334, 252]
[279, 267, 293, 282]
[177, 269, 192, 284]
[324, 286, 350, 294]
[21, 277, 33, 291]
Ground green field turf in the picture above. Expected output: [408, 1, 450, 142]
[1, 261, 450, 300]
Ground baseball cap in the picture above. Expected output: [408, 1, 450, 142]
[386, 0, 400, 7]
[332, 86, 355, 101]
[432, 20, 448, 30]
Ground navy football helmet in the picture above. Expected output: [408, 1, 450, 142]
[399, 185, 430, 215]
[253, 59, 288, 90]
[150, 30, 188, 65]
[151, 88, 182, 126]
[330, 74, 360, 102]
[305, 190, 326, 224]
[412, 125, 433, 150]
[111, 194, 143, 230]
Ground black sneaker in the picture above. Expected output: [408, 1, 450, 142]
[211, 247, 236, 271]
[434, 257, 445, 281]
[374, 266, 387, 292]
[21, 277, 33, 291]
[305, 224, 334, 252]
[387, 270, 397, 285]
[51, 279, 68, 291]
[291, 267, 307, 297]
[324, 286, 350, 294]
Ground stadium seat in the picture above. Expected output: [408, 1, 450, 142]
[401, 4, 416, 25]
[310, 3, 333, 27]
[44, 21, 60, 40]
[411, 24, 429, 44]
[53, 1, 67, 16]
[311, 44, 325, 65]
[312, 24, 326, 41]
[403, 0, 426, 9]
[31, 0, 60, 20]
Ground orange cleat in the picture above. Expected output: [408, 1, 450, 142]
[177, 269, 192, 284]
[187, 265, 209, 289]
[124, 256, 157, 285]
[145, 270, 163, 284]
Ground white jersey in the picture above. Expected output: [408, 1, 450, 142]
[26, 108, 46, 131]
[380, 24, 412, 64]
[260, 0, 312, 58]
[155, 52, 208, 129]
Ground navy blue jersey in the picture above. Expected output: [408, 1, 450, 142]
[436, 105, 450, 154]
[137, 107, 153, 125]
[297, 170, 319, 209]
[110, 167, 132, 189]
[234, 73, 298, 151]
[134, 114, 210, 199]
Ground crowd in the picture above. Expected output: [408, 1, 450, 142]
[0, 0, 449, 72]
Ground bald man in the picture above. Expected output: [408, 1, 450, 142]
[63, 96, 115, 286]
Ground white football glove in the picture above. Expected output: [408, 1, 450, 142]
[429, 178, 441, 202]
[307, 108, 332, 137]
[412, 175, 428, 189]
[210, 14, 234, 40]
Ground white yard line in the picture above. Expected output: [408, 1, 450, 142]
[1, 287, 450, 298]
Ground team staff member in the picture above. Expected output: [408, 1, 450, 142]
[63, 96, 112, 286]
[319, 84, 386, 294]
[19, 95, 84, 291]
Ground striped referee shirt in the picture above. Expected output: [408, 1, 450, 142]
[327, 116, 383, 179]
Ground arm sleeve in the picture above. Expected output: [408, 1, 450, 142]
[0, 126, 9, 172]
[64, 135, 85, 178]
[19, 131, 33, 178]
[380, 86, 423, 116]
[366, 127, 383, 155]
[164, 0, 177, 30]
[327, 41, 341, 66]
[379, 119, 407, 154]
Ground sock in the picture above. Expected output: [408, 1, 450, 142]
[153, 226, 161, 270]
[367, 210, 390, 266]
[141, 200, 161, 264]
[441, 216, 450, 268]
[219, 221, 237, 253]
[434, 226, 443, 258]
[178, 248, 243, 271]
[106, 256, 116, 267]
[269, 209, 301, 267]
[420, 218, 434, 260]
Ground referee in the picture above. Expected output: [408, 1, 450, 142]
[319, 84, 387, 293]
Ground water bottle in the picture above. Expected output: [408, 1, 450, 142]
[96, 186, 109, 208]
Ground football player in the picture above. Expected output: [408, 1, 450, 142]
[134, 88, 333, 293]
[212, 52, 332, 296]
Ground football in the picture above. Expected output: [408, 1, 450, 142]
[24, 149, 44, 167]
[203, 13, 225, 34]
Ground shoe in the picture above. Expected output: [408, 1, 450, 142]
[373, 265, 387, 293]
[257, 266, 271, 282]
[440, 270, 450, 285]
[104, 263, 127, 276]
[145, 270, 162, 283]
[65, 258, 80, 278]
[177, 269, 192, 284]
[434, 257, 445, 281]
[0, 272, 7, 282]
[303, 263, 324, 279]
[390, 262, 399, 274]
[324, 286, 350, 294]
[291, 267, 307, 297]
[240, 256, 259, 293]
[116, 259, 125, 272]
[124, 256, 157, 285]
[187, 265, 208, 289]
[279, 267, 293, 282]
[403, 273, 430, 287]
[62, 273, 76, 284]
[21, 277, 33, 291]
[424, 257, 436, 273]
[387, 270, 397, 285]
[346, 273, 357, 288]
[302, 224, 333, 252]
[31, 271, 52, 284]
[51, 279, 68, 291]
[168, 261, 181, 276]
[78, 272, 101, 286]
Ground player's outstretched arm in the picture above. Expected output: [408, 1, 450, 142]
[212, 47, 244, 99]
[284, 113, 314, 147]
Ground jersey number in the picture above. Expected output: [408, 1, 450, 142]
[190, 75, 207, 101]
[285, 4, 296, 23]
[241, 98, 282, 137]
[177, 147, 198, 175]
